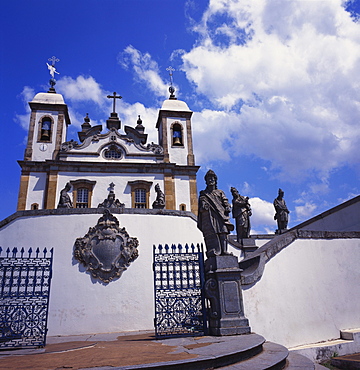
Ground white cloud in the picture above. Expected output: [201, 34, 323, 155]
[15, 86, 34, 130]
[180, 0, 360, 181]
[57, 76, 107, 106]
[248, 196, 276, 230]
[295, 202, 317, 221]
[118, 45, 168, 98]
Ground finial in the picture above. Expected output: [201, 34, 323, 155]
[166, 66, 176, 99]
[109, 182, 115, 192]
[81, 113, 91, 130]
[46, 56, 60, 93]
[107, 92, 122, 114]
[136, 115, 145, 132]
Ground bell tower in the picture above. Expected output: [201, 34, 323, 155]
[24, 57, 70, 162]
[156, 69, 195, 166]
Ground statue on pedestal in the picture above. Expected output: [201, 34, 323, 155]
[273, 188, 289, 234]
[57, 183, 73, 208]
[231, 187, 252, 242]
[152, 183, 165, 209]
[197, 170, 234, 257]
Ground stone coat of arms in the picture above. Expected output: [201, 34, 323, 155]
[74, 210, 139, 283]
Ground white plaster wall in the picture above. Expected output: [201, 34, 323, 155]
[242, 238, 360, 348]
[57, 173, 164, 208]
[0, 213, 204, 336]
[300, 201, 360, 231]
[26, 172, 47, 209]
[167, 118, 188, 165]
[174, 176, 191, 210]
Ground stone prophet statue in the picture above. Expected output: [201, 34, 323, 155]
[57, 182, 73, 208]
[231, 187, 252, 242]
[273, 188, 290, 233]
[152, 183, 165, 209]
[197, 170, 234, 257]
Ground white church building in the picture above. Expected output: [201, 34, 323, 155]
[0, 75, 359, 361]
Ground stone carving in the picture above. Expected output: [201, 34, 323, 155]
[152, 184, 165, 209]
[146, 142, 164, 155]
[197, 170, 234, 257]
[74, 209, 139, 283]
[57, 182, 73, 208]
[98, 183, 124, 209]
[273, 188, 290, 234]
[60, 139, 79, 152]
[231, 187, 252, 242]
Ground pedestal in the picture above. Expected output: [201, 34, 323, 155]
[204, 255, 251, 336]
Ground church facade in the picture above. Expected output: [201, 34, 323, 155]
[17, 87, 199, 214]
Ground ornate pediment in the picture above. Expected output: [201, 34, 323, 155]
[74, 210, 139, 283]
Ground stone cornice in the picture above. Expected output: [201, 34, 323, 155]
[17, 160, 200, 176]
[0, 208, 197, 229]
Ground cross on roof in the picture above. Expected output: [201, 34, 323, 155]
[107, 92, 122, 114]
[48, 56, 60, 66]
[166, 66, 175, 86]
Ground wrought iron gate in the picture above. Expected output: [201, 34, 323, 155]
[153, 243, 207, 338]
[0, 247, 53, 348]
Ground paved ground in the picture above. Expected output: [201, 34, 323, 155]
[1, 331, 359, 370]
[0, 331, 199, 370]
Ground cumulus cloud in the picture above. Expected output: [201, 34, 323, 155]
[295, 202, 318, 221]
[15, 86, 34, 130]
[248, 196, 276, 233]
[57, 75, 107, 106]
[118, 45, 168, 99]
[181, 0, 360, 181]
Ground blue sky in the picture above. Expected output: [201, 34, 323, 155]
[1, 0, 360, 233]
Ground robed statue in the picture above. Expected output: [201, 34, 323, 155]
[152, 183, 165, 209]
[273, 188, 290, 234]
[231, 187, 252, 242]
[57, 182, 73, 208]
[197, 170, 234, 257]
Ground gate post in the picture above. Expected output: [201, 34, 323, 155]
[204, 255, 251, 336]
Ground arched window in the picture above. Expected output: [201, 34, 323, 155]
[31, 203, 39, 210]
[103, 145, 123, 160]
[38, 117, 53, 142]
[179, 203, 186, 211]
[171, 122, 183, 146]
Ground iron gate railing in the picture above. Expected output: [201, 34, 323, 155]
[0, 247, 53, 348]
[153, 243, 207, 338]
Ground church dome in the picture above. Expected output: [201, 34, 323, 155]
[161, 99, 191, 112]
[31, 92, 65, 105]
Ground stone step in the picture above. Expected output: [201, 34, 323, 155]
[217, 341, 288, 370]
[285, 351, 315, 369]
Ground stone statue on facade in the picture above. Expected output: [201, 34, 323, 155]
[152, 183, 165, 209]
[57, 182, 73, 208]
[197, 170, 234, 257]
[274, 188, 290, 234]
[98, 183, 124, 209]
[231, 187, 252, 242]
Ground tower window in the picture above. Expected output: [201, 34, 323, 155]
[171, 122, 183, 146]
[179, 203, 186, 211]
[38, 117, 53, 142]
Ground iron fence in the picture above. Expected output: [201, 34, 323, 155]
[153, 243, 207, 338]
[0, 247, 53, 348]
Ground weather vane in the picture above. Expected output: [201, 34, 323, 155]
[46, 56, 60, 91]
[166, 66, 176, 98]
